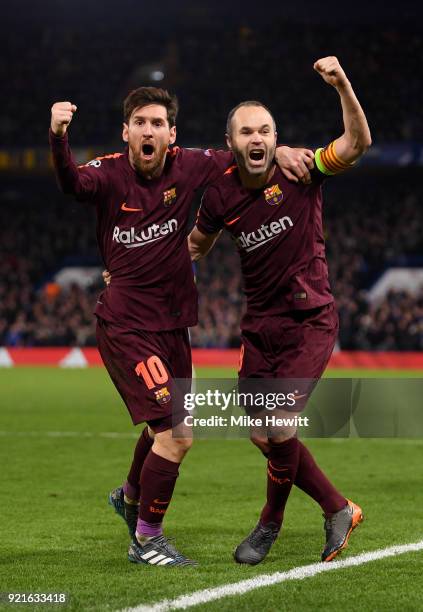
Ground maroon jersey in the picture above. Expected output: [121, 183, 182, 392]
[196, 164, 334, 323]
[49, 130, 233, 331]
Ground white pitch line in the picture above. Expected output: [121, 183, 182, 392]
[0, 431, 138, 439]
[121, 540, 423, 612]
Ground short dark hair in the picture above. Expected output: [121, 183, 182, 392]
[226, 100, 276, 135]
[123, 87, 178, 127]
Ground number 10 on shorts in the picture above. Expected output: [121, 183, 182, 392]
[135, 356, 169, 389]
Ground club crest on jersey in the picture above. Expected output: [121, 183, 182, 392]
[155, 387, 171, 405]
[264, 184, 283, 206]
[163, 187, 177, 207]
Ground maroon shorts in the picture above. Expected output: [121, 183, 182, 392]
[238, 303, 338, 413]
[96, 317, 191, 432]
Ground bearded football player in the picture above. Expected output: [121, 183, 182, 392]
[189, 56, 372, 564]
[49, 86, 313, 567]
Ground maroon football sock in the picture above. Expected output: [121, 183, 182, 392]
[260, 437, 300, 528]
[138, 450, 180, 528]
[124, 426, 154, 500]
[295, 441, 347, 516]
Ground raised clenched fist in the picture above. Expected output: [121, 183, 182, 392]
[313, 57, 349, 89]
[50, 101, 77, 137]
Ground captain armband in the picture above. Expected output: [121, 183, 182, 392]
[315, 141, 355, 176]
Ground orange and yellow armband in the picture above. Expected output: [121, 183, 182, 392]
[315, 141, 355, 175]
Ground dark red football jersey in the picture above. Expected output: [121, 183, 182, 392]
[196, 164, 334, 324]
[49, 130, 233, 331]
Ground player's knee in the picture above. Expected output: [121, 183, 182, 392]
[268, 427, 297, 444]
[250, 433, 270, 456]
[153, 428, 193, 462]
[163, 436, 192, 462]
[170, 435, 193, 453]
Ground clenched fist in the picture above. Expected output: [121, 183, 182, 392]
[51, 101, 77, 137]
[313, 57, 349, 89]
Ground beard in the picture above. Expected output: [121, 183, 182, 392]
[129, 140, 169, 178]
[232, 143, 276, 177]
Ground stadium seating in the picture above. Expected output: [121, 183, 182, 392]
[1, 171, 422, 349]
[1, 23, 421, 147]
[1, 20, 421, 350]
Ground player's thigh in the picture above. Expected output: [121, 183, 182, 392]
[266, 304, 338, 416]
[275, 303, 338, 380]
[96, 318, 186, 428]
[238, 325, 273, 379]
[238, 327, 280, 437]
[169, 327, 192, 379]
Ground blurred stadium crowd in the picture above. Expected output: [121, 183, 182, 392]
[1, 17, 422, 350]
[192, 173, 423, 350]
[1, 172, 422, 350]
[1, 23, 422, 147]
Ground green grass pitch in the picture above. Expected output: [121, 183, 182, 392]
[1, 367, 423, 611]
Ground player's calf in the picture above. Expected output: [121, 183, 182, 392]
[132, 427, 192, 551]
[128, 442, 197, 567]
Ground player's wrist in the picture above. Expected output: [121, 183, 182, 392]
[49, 126, 67, 139]
[334, 78, 352, 93]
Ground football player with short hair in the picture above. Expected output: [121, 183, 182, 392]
[49, 86, 313, 567]
[189, 56, 371, 564]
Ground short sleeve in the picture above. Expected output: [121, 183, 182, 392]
[183, 148, 234, 190]
[196, 185, 225, 235]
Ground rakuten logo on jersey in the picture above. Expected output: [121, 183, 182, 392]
[112, 219, 178, 249]
[235, 216, 293, 253]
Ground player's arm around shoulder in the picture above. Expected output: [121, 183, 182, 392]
[313, 56, 372, 174]
[180, 146, 234, 189]
[189, 145, 315, 186]
[188, 226, 221, 261]
[188, 185, 224, 261]
[275, 146, 315, 184]
[49, 101, 108, 201]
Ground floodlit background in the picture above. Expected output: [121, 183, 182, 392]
[0, 3, 422, 610]
[0, 0, 422, 355]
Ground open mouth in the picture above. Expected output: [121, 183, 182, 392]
[141, 143, 155, 158]
[249, 149, 265, 162]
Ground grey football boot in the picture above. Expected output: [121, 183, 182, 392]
[234, 521, 280, 565]
[322, 499, 364, 562]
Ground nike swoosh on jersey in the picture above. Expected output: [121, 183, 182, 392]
[225, 216, 241, 226]
[121, 202, 143, 212]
